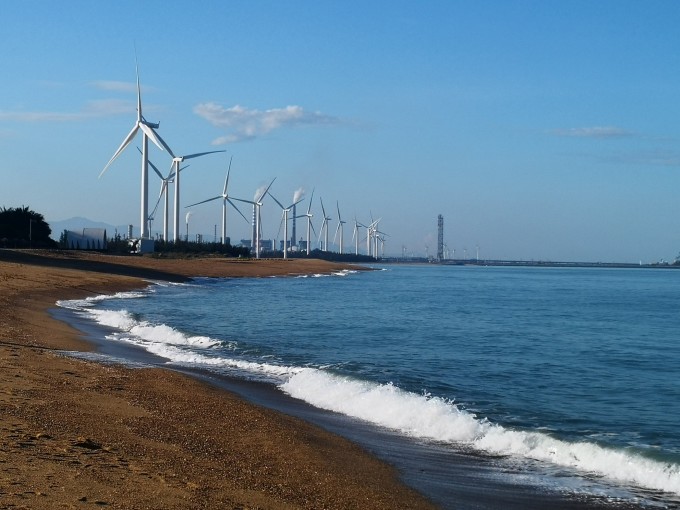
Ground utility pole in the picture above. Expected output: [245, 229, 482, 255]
[29, 219, 35, 248]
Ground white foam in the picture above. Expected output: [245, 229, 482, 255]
[280, 368, 680, 496]
[59, 291, 297, 380]
[57, 290, 147, 310]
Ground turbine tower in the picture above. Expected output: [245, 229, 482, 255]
[100, 55, 174, 240]
[318, 197, 332, 251]
[352, 217, 365, 256]
[333, 201, 346, 254]
[303, 188, 316, 255]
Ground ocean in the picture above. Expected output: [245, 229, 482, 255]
[56, 264, 680, 509]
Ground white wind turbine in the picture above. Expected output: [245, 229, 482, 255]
[318, 197, 332, 251]
[252, 178, 276, 259]
[185, 157, 251, 245]
[333, 201, 346, 254]
[170, 149, 225, 242]
[269, 191, 304, 259]
[99, 56, 174, 239]
[352, 217, 366, 255]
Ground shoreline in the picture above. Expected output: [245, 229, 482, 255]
[1, 249, 434, 509]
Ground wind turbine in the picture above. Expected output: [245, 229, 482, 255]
[184, 157, 250, 245]
[170, 149, 225, 242]
[352, 217, 366, 255]
[333, 201, 346, 254]
[318, 197, 332, 251]
[251, 179, 276, 258]
[301, 188, 316, 255]
[99, 55, 174, 240]
[269, 190, 304, 259]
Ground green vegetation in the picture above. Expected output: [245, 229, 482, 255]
[0, 206, 56, 248]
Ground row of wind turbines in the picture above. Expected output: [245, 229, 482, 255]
[98, 56, 387, 258]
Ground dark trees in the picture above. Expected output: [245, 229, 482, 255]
[0, 206, 56, 248]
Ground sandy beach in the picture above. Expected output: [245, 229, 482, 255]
[0, 249, 436, 509]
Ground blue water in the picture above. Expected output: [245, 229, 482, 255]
[59, 265, 680, 506]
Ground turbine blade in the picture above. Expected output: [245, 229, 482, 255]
[137, 147, 165, 180]
[151, 190, 163, 218]
[269, 192, 285, 210]
[227, 199, 249, 223]
[173, 163, 191, 177]
[333, 222, 341, 244]
[139, 122, 164, 151]
[135, 51, 142, 123]
[99, 124, 139, 177]
[152, 128, 175, 158]
[158, 179, 167, 199]
[185, 195, 221, 208]
[257, 177, 276, 203]
[320, 197, 326, 218]
[307, 188, 315, 214]
[231, 197, 256, 205]
[223, 156, 233, 195]
[182, 150, 226, 160]
[277, 211, 285, 239]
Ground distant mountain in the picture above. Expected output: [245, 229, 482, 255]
[48, 217, 131, 240]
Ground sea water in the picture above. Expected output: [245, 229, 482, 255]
[57, 265, 680, 507]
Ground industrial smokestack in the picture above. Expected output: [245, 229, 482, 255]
[251, 204, 257, 254]
[292, 203, 297, 248]
[291, 188, 304, 249]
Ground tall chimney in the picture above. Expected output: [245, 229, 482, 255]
[292, 203, 297, 248]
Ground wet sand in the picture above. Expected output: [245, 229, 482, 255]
[0, 249, 436, 509]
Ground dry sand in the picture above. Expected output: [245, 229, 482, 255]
[0, 249, 436, 509]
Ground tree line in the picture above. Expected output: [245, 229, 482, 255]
[0, 206, 56, 248]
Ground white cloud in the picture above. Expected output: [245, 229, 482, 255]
[193, 103, 340, 144]
[552, 126, 634, 139]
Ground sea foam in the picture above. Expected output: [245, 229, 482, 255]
[59, 293, 299, 380]
[280, 368, 680, 496]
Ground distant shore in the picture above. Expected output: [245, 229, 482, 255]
[0, 249, 434, 509]
[381, 257, 680, 269]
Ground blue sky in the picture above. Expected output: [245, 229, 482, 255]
[2, 1, 680, 262]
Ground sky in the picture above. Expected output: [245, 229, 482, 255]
[2, 1, 680, 262]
